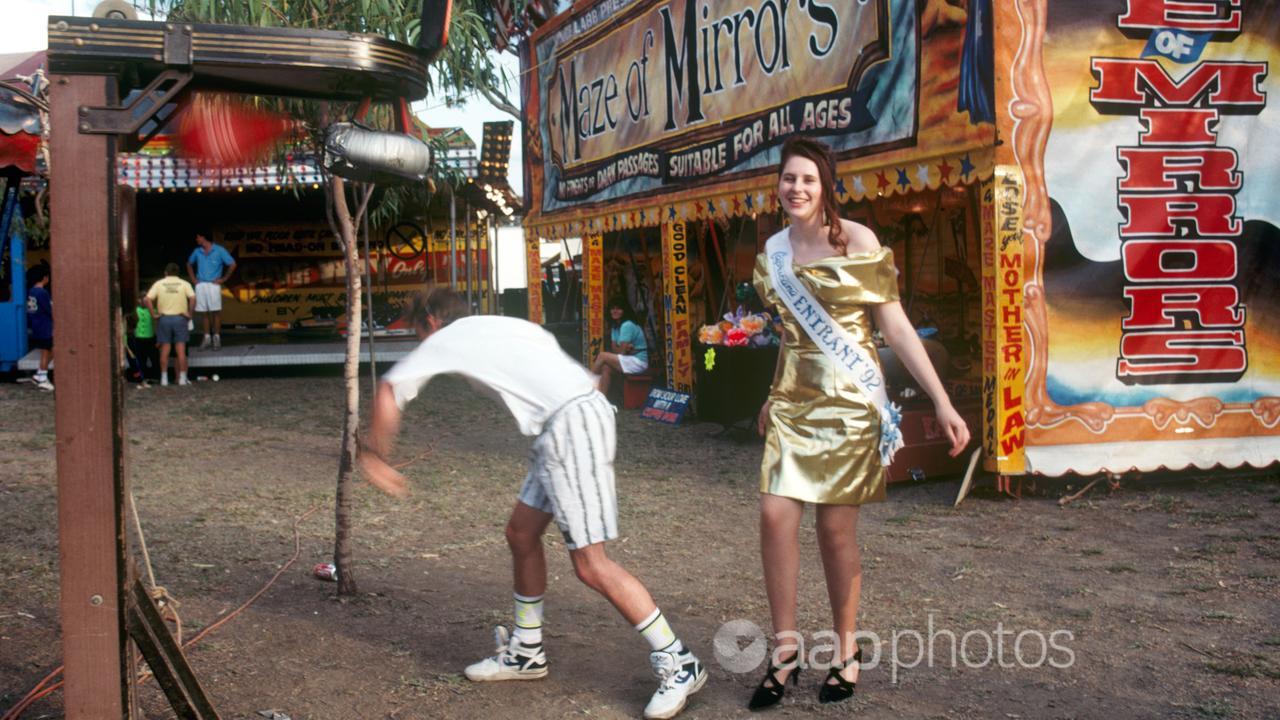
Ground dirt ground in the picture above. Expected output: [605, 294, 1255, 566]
[2, 372, 1278, 719]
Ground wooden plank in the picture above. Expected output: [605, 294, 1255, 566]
[50, 72, 133, 718]
[125, 578, 221, 719]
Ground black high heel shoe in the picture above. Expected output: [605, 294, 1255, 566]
[818, 647, 862, 704]
[747, 652, 801, 711]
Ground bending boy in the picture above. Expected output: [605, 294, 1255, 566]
[359, 288, 706, 720]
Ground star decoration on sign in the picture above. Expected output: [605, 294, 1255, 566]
[938, 160, 958, 186]
[960, 154, 975, 178]
[896, 168, 911, 189]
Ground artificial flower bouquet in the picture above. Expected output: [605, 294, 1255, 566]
[697, 305, 781, 348]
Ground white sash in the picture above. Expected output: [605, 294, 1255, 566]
[765, 229, 903, 466]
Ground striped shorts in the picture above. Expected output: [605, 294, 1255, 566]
[518, 391, 618, 550]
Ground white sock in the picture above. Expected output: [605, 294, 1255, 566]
[179, 371, 188, 383]
[512, 593, 544, 645]
[636, 608, 682, 653]
[34, 371, 47, 382]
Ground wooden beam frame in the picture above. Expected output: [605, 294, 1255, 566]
[44, 13, 431, 717]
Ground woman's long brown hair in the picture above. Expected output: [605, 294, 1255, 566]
[779, 137, 846, 253]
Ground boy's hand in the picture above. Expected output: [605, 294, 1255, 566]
[359, 446, 408, 498]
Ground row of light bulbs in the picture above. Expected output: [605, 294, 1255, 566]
[482, 183, 516, 218]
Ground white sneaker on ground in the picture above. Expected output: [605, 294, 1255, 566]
[178, 376, 191, 386]
[35, 379, 54, 392]
[212, 335, 221, 350]
[644, 648, 707, 720]
[198, 335, 211, 350]
[160, 375, 169, 387]
[464, 626, 548, 682]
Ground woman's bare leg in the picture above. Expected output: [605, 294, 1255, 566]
[816, 503, 863, 683]
[760, 494, 804, 680]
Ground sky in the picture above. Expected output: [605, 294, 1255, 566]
[2, 0, 526, 196]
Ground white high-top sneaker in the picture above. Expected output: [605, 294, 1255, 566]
[643, 647, 707, 719]
[464, 626, 548, 682]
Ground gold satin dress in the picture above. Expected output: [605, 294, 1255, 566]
[752, 247, 900, 505]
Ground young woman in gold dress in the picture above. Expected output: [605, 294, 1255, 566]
[748, 138, 970, 708]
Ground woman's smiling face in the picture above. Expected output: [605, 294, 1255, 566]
[778, 155, 823, 224]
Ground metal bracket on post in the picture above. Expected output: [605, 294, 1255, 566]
[77, 69, 192, 136]
[164, 23, 194, 67]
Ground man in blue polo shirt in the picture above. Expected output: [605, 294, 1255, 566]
[186, 229, 236, 350]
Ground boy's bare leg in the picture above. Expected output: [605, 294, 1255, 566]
[466, 502, 553, 683]
[569, 541, 706, 719]
[568, 543, 657, 625]
[506, 502, 552, 597]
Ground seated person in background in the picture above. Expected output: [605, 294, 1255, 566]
[591, 299, 648, 396]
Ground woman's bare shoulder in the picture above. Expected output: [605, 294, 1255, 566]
[840, 219, 882, 254]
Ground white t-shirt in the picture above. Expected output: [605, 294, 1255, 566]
[382, 316, 596, 436]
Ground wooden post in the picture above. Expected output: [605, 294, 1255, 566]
[49, 72, 134, 718]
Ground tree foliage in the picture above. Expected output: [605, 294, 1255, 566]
[136, 0, 521, 120]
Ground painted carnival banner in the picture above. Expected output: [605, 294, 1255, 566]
[583, 234, 605, 363]
[527, 0, 926, 214]
[526, 234, 545, 324]
[981, 167, 1028, 474]
[662, 221, 693, 393]
[1019, 0, 1279, 474]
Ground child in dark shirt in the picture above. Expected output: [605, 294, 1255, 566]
[26, 265, 53, 391]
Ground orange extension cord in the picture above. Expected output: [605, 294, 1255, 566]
[1, 505, 321, 720]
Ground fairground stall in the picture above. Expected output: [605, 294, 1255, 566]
[0, 51, 46, 376]
[520, 0, 1280, 483]
[112, 119, 515, 335]
[521, 0, 995, 481]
